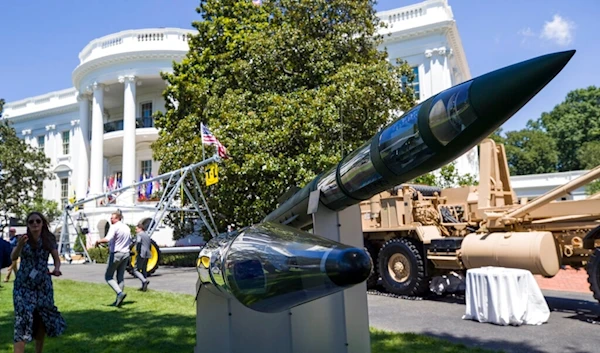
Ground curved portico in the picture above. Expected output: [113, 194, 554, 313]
[71, 28, 193, 205]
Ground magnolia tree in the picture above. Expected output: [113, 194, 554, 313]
[152, 0, 417, 232]
[0, 112, 57, 231]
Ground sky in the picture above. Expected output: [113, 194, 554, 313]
[0, 0, 598, 133]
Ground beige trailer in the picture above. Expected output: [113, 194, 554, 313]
[362, 139, 600, 302]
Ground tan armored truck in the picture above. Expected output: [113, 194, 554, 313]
[362, 138, 600, 302]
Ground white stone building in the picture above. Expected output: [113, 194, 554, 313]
[1, 0, 475, 248]
[376, 0, 479, 177]
[2, 28, 194, 246]
[510, 170, 590, 201]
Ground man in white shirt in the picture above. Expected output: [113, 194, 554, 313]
[96, 211, 132, 307]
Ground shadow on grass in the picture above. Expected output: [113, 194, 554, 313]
[0, 308, 196, 353]
[0, 280, 196, 353]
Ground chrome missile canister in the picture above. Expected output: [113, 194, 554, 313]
[197, 222, 372, 313]
[197, 230, 238, 299]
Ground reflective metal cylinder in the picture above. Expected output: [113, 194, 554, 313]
[197, 222, 372, 313]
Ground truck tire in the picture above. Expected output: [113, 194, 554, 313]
[365, 242, 379, 289]
[378, 237, 429, 296]
[127, 240, 161, 276]
[587, 248, 600, 303]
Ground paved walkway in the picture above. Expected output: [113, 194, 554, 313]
[534, 266, 592, 294]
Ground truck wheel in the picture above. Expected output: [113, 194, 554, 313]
[127, 240, 161, 276]
[378, 237, 429, 296]
[365, 242, 379, 289]
[587, 248, 600, 302]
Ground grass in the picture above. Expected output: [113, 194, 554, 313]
[370, 329, 496, 353]
[0, 280, 498, 353]
[1, 280, 196, 353]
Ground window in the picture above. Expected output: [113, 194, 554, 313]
[60, 178, 69, 206]
[37, 135, 45, 150]
[62, 131, 70, 155]
[140, 102, 154, 128]
[401, 67, 420, 100]
[141, 102, 153, 117]
[140, 160, 152, 178]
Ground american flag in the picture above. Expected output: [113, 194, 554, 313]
[201, 123, 230, 159]
[201, 123, 219, 145]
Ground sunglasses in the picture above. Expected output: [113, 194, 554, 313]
[28, 219, 42, 225]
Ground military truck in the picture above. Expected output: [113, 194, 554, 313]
[362, 138, 600, 302]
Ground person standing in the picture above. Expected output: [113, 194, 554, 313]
[96, 211, 131, 307]
[12, 212, 66, 353]
[131, 222, 151, 291]
[4, 228, 19, 282]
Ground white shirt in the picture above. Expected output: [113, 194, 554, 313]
[104, 221, 132, 253]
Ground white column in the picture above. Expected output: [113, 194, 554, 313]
[89, 82, 104, 198]
[45, 124, 57, 202]
[21, 129, 32, 145]
[76, 93, 91, 200]
[439, 47, 453, 90]
[422, 49, 434, 100]
[45, 124, 56, 164]
[427, 47, 479, 179]
[430, 47, 444, 95]
[119, 75, 137, 204]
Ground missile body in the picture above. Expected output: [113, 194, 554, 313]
[197, 222, 372, 313]
[196, 50, 575, 313]
[264, 50, 576, 228]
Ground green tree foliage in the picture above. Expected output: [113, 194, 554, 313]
[152, 0, 416, 229]
[490, 121, 558, 176]
[503, 127, 558, 175]
[412, 162, 477, 189]
[540, 86, 600, 171]
[576, 141, 600, 170]
[0, 119, 52, 230]
[578, 141, 600, 197]
[488, 128, 505, 145]
[586, 181, 600, 196]
[15, 197, 61, 224]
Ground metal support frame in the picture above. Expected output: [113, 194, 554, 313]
[57, 155, 221, 261]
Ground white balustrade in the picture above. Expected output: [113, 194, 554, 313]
[376, 0, 453, 32]
[2, 88, 78, 118]
[78, 28, 194, 65]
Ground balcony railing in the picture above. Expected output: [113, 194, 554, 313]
[104, 117, 155, 133]
[78, 28, 194, 65]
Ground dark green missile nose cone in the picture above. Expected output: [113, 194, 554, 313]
[470, 50, 576, 125]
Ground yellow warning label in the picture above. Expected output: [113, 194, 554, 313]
[205, 163, 219, 186]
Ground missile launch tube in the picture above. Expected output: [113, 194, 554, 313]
[264, 50, 576, 228]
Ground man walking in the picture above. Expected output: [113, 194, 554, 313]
[96, 211, 131, 307]
[131, 221, 151, 291]
[3, 229, 19, 282]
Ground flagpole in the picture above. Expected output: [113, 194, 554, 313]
[201, 122, 206, 161]
[199, 122, 206, 225]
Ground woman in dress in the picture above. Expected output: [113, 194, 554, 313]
[11, 211, 66, 353]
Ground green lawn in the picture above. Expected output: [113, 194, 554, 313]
[0, 280, 498, 353]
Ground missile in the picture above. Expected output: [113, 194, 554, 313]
[264, 50, 576, 228]
[197, 222, 372, 313]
